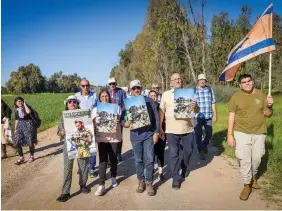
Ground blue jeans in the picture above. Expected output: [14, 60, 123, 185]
[89, 155, 96, 173]
[131, 136, 155, 182]
[194, 118, 213, 152]
[167, 133, 194, 181]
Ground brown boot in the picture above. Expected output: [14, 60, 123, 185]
[146, 181, 156, 196]
[239, 184, 251, 200]
[252, 176, 261, 189]
[136, 180, 146, 193]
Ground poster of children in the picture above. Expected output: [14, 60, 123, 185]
[63, 109, 96, 159]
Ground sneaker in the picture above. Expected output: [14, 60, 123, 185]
[56, 193, 71, 202]
[95, 185, 105, 196]
[136, 180, 146, 193]
[172, 180, 181, 190]
[111, 177, 118, 187]
[89, 171, 98, 178]
[80, 186, 91, 194]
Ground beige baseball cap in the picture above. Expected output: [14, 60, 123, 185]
[198, 73, 208, 81]
[130, 80, 141, 89]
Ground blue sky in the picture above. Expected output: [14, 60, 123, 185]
[124, 95, 146, 109]
[2, 0, 282, 87]
[97, 102, 118, 114]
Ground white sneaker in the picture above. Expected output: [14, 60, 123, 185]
[111, 177, 118, 187]
[95, 185, 105, 196]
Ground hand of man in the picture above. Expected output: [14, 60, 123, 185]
[153, 133, 159, 144]
[267, 95, 274, 106]
[61, 128, 65, 137]
[124, 121, 132, 128]
[227, 134, 236, 147]
[191, 99, 197, 109]
[212, 115, 217, 123]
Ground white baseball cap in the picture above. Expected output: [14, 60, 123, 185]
[108, 78, 116, 84]
[130, 80, 141, 89]
[198, 73, 208, 81]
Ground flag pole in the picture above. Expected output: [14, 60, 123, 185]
[268, 52, 272, 96]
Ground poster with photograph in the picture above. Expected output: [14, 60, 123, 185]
[96, 102, 118, 133]
[124, 95, 151, 130]
[174, 88, 195, 119]
[63, 109, 96, 160]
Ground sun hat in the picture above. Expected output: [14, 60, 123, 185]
[64, 95, 81, 105]
[197, 73, 208, 81]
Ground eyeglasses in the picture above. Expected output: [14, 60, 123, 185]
[81, 84, 90, 88]
[68, 100, 77, 104]
[109, 83, 116, 86]
[132, 86, 141, 91]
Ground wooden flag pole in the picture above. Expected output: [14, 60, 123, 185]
[268, 52, 272, 96]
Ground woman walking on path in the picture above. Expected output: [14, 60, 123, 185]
[56, 95, 91, 202]
[92, 89, 124, 196]
[13, 97, 38, 164]
[149, 90, 167, 181]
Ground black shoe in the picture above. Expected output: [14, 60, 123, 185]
[172, 180, 181, 190]
[159, 173, 167, 182]
[181, 166, 187, 178]
[56, 194, 71, 202]
[203, 145, 208, 154]
[80, 186, 91, 194]
[199, 151, 206, 160]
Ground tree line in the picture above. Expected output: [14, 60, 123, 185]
[2, 64, 84, 94]
[110, 0, 282, 91]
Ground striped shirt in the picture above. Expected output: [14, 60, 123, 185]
[194, 86, 216, 119]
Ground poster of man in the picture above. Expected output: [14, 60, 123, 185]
[174, 88, 195, 119]
[63, 109, 96, 159]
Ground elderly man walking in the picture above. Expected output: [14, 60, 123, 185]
[194, 73, 217, 160]
[160, 73, 199, 190]
[107, 77, 127, 162]
[75, 78, 97, 178]
[227, 74, 273, 201]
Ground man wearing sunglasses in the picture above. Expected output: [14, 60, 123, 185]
[75, 78, 97, 178]
[107, 78, 127, 162]
[159, 73, 199, 190]
[123, 79, 159, 196]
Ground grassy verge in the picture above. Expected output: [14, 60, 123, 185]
[212, 94, 282, 203]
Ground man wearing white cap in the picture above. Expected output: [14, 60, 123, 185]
[75, 78, 97, 178]
[107, 77, 127, 162]
[123, 79, 159, 196]
[194, 73, 217, 160]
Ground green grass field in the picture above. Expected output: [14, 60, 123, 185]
[212, 93, 282, 203]
[2, 92, 281, 202]
[2, 93, 71, 132]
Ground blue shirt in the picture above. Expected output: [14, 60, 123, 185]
[194, 86, 216, 119]
[122, 96, 159, 141]
[75, 91, 97, 110]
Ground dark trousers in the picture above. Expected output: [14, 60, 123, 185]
[154, 138, 166, 168]
[167, 132, 194, 181]
[89, 155, 96, 173]
[194, 118, 212, 152]
[98, 142, 118, 185]
[131, 136, 155, 182]
[117, 126, 123, 156]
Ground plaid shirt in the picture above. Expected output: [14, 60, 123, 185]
[194, 86, 216, 119]
[108, 88, 127, 107]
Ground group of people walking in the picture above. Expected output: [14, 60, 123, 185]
[1, 72, 274, 203]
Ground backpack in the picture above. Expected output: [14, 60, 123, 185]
[29, 107, 42, 128]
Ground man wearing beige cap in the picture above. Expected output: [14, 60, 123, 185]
[194, 73, 217, 160]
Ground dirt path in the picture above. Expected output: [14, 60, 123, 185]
[1, 126, 280, 210]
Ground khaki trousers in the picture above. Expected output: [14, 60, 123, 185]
[234, 131, 266, 184]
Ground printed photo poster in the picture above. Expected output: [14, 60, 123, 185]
[124, 95, 151, 130]
[96, 103, 118, 133]
[63, 109, 96, 160]
[174, 88, 195, 119]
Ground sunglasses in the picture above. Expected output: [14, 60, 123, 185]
[68, 100, 78, 104]
[109, 83, 116, 86]
[81, 84, 90, 88]
[132, 86, 141, 91]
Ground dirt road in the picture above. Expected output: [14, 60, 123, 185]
[1, 126, 280, 210]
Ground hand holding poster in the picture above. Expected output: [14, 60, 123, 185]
[174, 88, 195, 119]
[96, 102, 118, 133]
[124, 95, 151, 130]
[63, 109, 96, 160]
